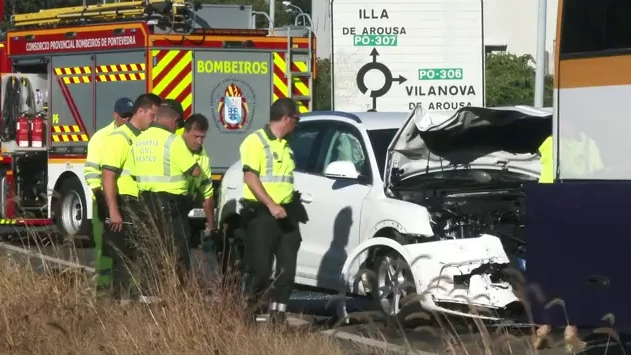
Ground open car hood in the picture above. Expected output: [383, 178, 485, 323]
[385, 104, 552, 188]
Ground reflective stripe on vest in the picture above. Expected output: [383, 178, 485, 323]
[135, 134, 186, 183]
[253, 130, 293, 183]
[110, 130, 133, 176]
[85, 161, 100, 170]
[84, 161, 101, 181]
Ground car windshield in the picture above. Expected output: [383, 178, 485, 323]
[367, 128, 399, 178]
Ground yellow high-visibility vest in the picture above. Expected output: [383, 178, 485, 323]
[100, 122, 142, 197]
[239, 125, 294, 204]
[131, 123, 198, 195]
[538, 134, 604, 183]
[84, 121, 117, 193]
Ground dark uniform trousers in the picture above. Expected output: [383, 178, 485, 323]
[102, 194, 142, 300]
[140, 191, 193, 293]
[241, 193, 305, 311]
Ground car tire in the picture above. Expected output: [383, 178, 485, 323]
[371, 248, 421, 327]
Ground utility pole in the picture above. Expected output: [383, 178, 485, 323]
[534, 0, 547, 108]
[269, 0, 275, 30]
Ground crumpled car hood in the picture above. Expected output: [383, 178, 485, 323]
[385, 104, 552, 188]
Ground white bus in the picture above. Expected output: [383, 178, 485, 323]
[527, 0, 631, 328]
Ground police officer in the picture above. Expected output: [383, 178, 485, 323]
[239, 98, 305, 326]
[132, 101, 202, 292]
[159, 98, 185, 136]
[180, 113, 216, 233]
[101, 93, 161, 302]
[84, 97, 134, 293]
[179, 114, 226, 275]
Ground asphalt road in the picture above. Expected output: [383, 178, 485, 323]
[0, 237, 627, 355]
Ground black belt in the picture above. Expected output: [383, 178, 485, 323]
[119, 194, 138, 203]
[140, 191, 192, 213]
[240, 198, 292, 208]
[240, 191, 308, 224]
[141, 191, 188, 201]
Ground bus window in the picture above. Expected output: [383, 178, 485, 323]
[561, 0, 631, 55]
[560, 0, 605, 55]
[604, 1, 631, 50]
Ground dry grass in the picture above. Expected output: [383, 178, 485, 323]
[0, 254, 352, 355]
[1, 209, 626, 355]
[0, 201, 361, 355]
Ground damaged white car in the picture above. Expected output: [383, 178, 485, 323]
[216, 105, 551, 321]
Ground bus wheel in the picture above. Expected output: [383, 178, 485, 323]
[55, 178, 89, 238]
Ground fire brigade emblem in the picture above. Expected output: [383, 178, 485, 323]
[210, 78, 257, 133]
[217, 84, 248, 130]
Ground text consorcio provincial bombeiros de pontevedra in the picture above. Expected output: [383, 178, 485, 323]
[25, 35, 137, 52]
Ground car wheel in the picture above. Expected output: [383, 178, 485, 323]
[371, 249, 418, 324]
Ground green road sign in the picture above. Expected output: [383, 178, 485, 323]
[418, 68, 464, 80]
[353, 35, 398, 47]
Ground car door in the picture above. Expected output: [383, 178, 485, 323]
[293, 121, 373, 291]
[287, 121, 331, 282]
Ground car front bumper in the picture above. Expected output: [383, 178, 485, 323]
[337, 234, 521, 321]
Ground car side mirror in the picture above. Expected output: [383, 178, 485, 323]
[324, 161, 361, 180]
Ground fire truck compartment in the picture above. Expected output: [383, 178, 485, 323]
[193, 50, 272, 171]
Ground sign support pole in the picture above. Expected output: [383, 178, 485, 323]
[270, 0, 275, 31]
[534, 0, 547, 108]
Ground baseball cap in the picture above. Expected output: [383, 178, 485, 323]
[114, 97, 134, 117]
[161, 99, 184, 119]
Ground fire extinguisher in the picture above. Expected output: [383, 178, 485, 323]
[16, 114, 30, 148]
[31, 114, 45, 148]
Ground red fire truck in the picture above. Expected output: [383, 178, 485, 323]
[0, 0, 316, 239]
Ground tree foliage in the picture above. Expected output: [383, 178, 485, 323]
[485, 52, 553, 107]
[198, 0, 293, 28]
[313, 58, 331, 111]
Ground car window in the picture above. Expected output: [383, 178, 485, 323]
[367, 128, 399, 179]
[288, 122, 328, 173]
[321, 123, 370, 179]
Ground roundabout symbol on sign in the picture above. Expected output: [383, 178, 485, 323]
[355, 48, 407, 111]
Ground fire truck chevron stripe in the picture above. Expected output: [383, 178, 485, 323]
[51, 134, 89, 142]
[96, 64, 146, 73]
[272, 52, 310, 113]
[52, 125, 81, 133]
[54, 64, 146, 84]
[151, 50, 193, 119]
[55, 67, 91, 76]
[62, 76, 91, 84]
[96, 73, 146, 82]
